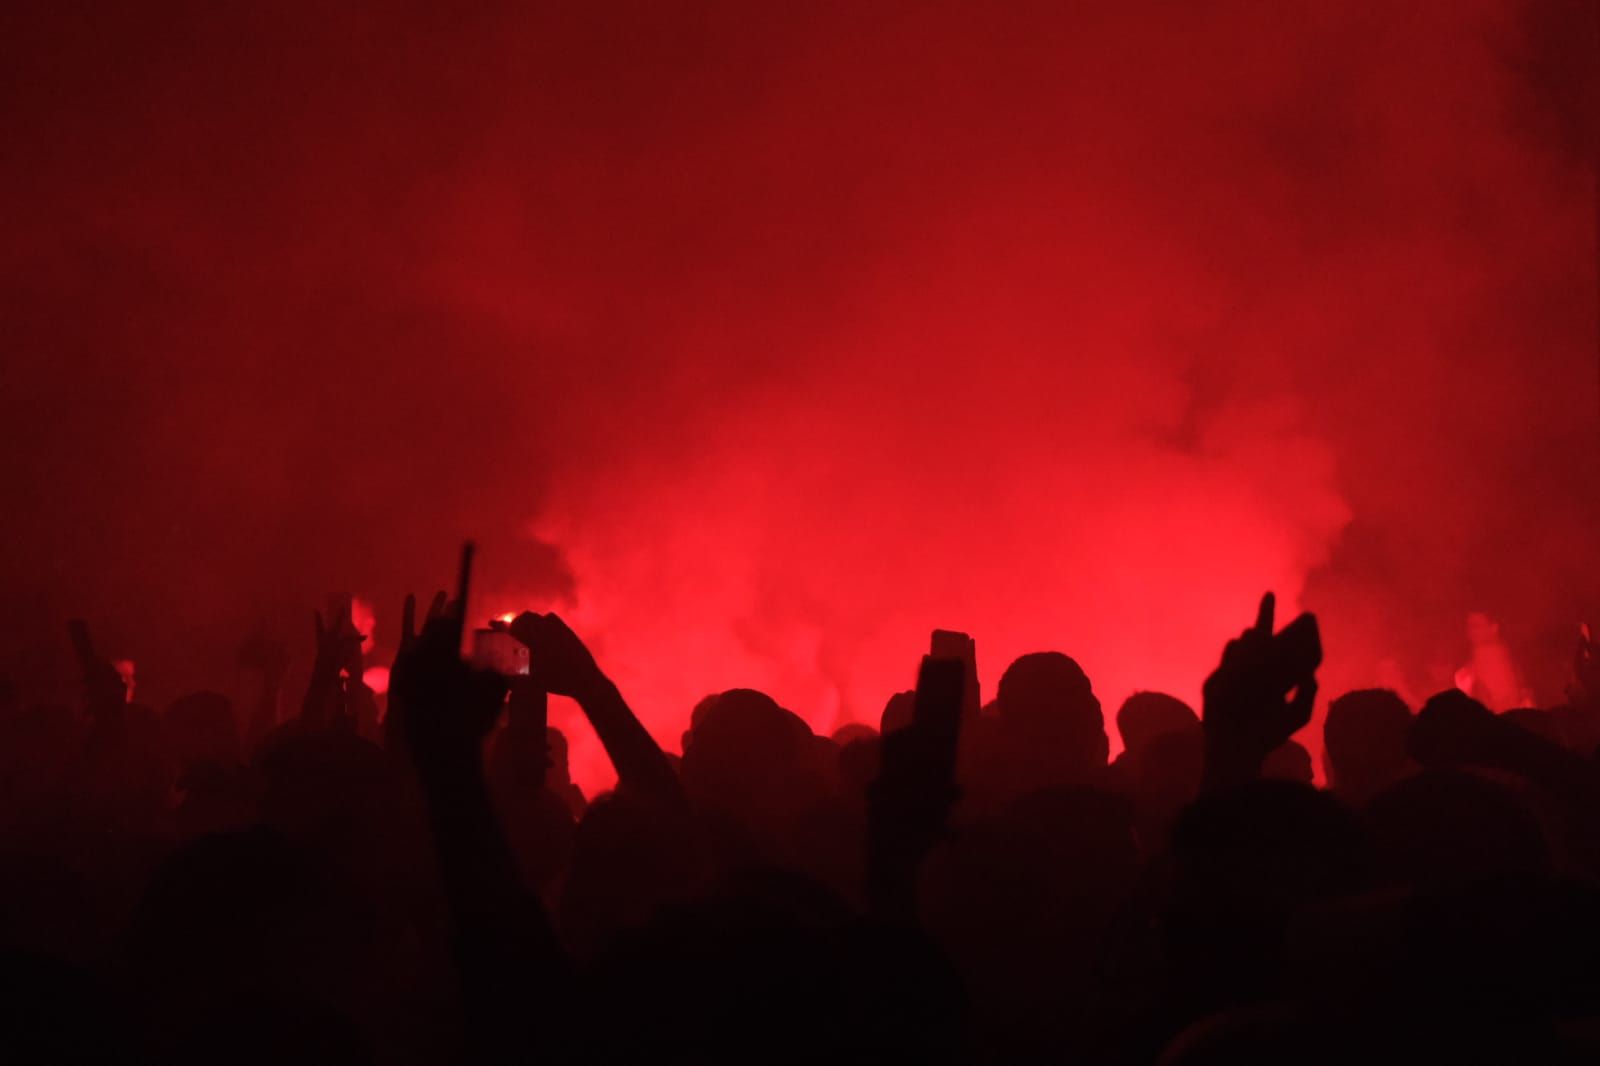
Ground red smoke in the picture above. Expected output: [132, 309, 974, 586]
[1, 3, 1595, 792]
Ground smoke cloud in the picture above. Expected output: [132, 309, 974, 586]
[2, 2, 1594, 787]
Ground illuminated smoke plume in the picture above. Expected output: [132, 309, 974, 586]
[1, 3, 1594, 789]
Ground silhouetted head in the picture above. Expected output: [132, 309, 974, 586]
[1502, 707, 1563, 745]
[1116, 690, 1199, 757]
[831, 722, 875, 746]
[879, 689, 916, 734]
[2, 703, 78, 790]
[922, 786, 1139, 958]
[919, 786, 1138, 1054]
[257, 728, 422, 920]
[546, 725, 572, 783]
[680, 689, 830, 832]
[992, 652, 1107, 772]
[830, 722, 879, 798]
[1408, 689, 1502, 768]
[1323, 688, 1411, 805]
[836, 734, 880, 798]
[1143, 727, 1206, 793]
[1366, 769, 1551, 890]
[1262, 739, 1314, 785]
[1129, 727, 1205, 851]
[560, 790, 709, 960]
[1165, 781, 1373, 1006]
[997, 652, 1093, 715]
[164, 690, 240, 770]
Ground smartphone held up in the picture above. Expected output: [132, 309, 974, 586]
[471, 625, 529, 677]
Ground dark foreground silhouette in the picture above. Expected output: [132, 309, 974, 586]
[4, 564, 1600, 1064]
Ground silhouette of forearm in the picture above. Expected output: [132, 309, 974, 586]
[416, 739, 566, 1062]
[505, 683, 549, 787]
[867, 660, 962, 921]
[572, 675, 683, 806]
[866, 754, 957, 920]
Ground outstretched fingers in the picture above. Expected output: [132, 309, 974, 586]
[426, 590, 448, 626]
[400, 593, 417, 650]
[1253, 591, 1276, 638]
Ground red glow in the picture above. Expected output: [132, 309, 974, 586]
[362, 665, 390, 696]
[114, 659, 136, 703]
[350, 597, 378, 648]
[502, 463, 1332, 793]
[0, 4, 1591, 799]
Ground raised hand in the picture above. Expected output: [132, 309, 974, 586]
[311, 597, 365, 684]
[507, 611, 681, 806]
[297, 597, 366, 729]
[383, 590, 447, 751]
[1407, 689, 1503, 768]
[1201, 592, 1321, 791]
[398, 591, 449, 658]
[390, 599, 508, 780]
[506, 612, 606, 700]
[390, 549, 566, 1061]
[68, 619, 127, 713]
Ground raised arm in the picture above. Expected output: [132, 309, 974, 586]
[299, 598, 363, 731]
[508, 611, 683, 808]
[68, 618, 128, 719]
[391, 580, 566, 1063]
[867, 654, 965, 921]
[1200, 592, 1321, 793]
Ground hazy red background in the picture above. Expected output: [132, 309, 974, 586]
[2, 2, 1595, 788]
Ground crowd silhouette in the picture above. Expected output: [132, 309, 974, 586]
[3, 547, 1600, 1064]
